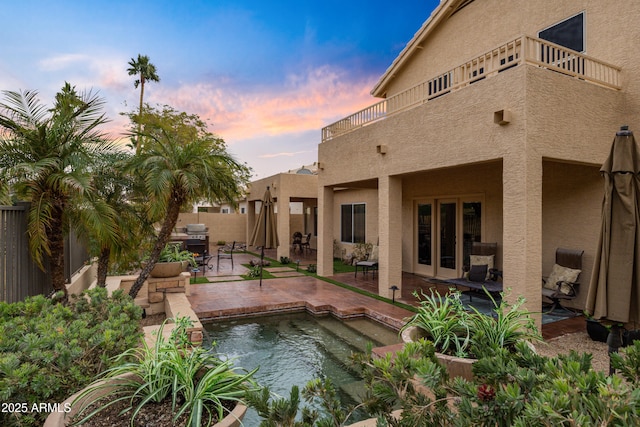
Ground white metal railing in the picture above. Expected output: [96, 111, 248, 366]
[321, 35, 621, 142]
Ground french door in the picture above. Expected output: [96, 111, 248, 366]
[414, 198, 483, 278]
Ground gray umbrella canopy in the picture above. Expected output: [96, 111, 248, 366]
[586, 127, 640, 325]
[250, 187, 279, 249]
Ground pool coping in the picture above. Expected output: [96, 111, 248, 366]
[188, 276, 413, 332]
[198, 302, 406, 331]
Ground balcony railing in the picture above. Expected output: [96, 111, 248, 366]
[321, 35, 621, 142]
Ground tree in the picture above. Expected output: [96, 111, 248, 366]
[127, 54, 160, 154]
[0, 84, 117, 298]
[125, 104, 251, 298]
[83, 150, 152, 286]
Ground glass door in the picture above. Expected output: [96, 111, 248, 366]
[438, 200, 458, 278]
[462, 201, 482, 270]
[414, 201, 433, 276]
[415, 197, 482, 279]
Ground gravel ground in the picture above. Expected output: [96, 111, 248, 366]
[536, 332, 610, 373]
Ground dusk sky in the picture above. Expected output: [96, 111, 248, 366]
[1, 0, 440, 179]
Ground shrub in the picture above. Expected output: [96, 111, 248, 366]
[156, 243, 196, 266]
[279, 256, 291, 265]
[74, 317, 258, 426]
[0, 287, 143, 427]
[401, 289, 542, 359]
[247, 265, 262, 278]
[306, 264, 317, 273]
[356, 339, 640, 426]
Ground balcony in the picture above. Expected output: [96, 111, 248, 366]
[321, 35, 621, 142]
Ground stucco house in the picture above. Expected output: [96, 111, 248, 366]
[247, 164, 318, 259]
[317, 0, 639, 315]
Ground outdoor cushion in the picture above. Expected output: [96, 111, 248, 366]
[470, 254, 494, 280]
[544, 263, 581, 294]
[369, 245, 379, 262]
[468, 264, 488, 282]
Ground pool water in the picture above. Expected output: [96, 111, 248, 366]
[203, 312, 402, 425]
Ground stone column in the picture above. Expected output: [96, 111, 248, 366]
[276, 194, 290, 260]
[502, 152, 543, 327]
[378, 175, 403, 298]
[318, 186, 334, 277]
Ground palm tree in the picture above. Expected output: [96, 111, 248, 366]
[127, 54, 160, 154]
[83, 150, 152, 286]
[125, 105, 251, 298]
[0, 84, 118, 298]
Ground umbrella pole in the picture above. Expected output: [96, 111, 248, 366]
[607, 324, 624, 375]
[259, 245, 264, 287]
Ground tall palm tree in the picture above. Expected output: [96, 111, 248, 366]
[127, 54, 160, 154]
[0, 84, 118, 298]
[126, 105, 251, 298]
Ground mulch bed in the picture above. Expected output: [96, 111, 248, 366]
[140, 312, 166, 328]
[69, 307, 235, 425]
[70, 395, 236, 426]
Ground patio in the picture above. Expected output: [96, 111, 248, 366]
[190, 247, 585, 340]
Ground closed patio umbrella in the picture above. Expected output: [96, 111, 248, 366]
[249, 187, 279, 286]
[585, 126, 640, 372]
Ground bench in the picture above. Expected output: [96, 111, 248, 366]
[443, 269, 503, 301]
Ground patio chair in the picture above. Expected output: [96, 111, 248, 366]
[292, 232, 303, 254]
[443, 242, 502, 300]
[299, 233, 312, 254]
[355, 245, 379, 278]
[186, 239, 213, 272]
[542, 248, 583, 314]
[217, 241, 236, 271]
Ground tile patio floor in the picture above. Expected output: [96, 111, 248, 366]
[192, 249, 586, 340]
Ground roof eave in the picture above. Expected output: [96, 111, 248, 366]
[371, 0, 457, 98]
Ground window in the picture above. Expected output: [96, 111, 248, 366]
[539, 12, 584, 52]
[341, 203, 365, 243]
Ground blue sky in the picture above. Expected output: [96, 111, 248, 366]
[1, 0, 440, 178]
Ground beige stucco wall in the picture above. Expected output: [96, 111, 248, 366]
[317, 0, 639, 319]
[382, 0, 640, 103]
[401, 162, 503, 273]
[247, 173, 318, 258]
[542, 161, 602, 310]
[175, 212, 246, 244]
[317, 62, 624, 312]
[331, 188, 379, 257]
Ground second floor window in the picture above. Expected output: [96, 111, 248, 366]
[539, 12, 585, 53]
[341, 203, 365, 243]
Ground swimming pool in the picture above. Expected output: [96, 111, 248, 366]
[203, 312, 402, 425]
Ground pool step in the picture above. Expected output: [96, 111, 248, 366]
[337, 318, 402, 348]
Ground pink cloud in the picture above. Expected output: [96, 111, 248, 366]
[158, 65, 378, 142]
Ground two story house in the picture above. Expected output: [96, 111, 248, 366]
[316, 0, 638, 314]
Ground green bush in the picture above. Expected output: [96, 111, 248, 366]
[356, 339, 640, 426]
[279, 256, 291, 265]
[0, 287, 143, 427]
